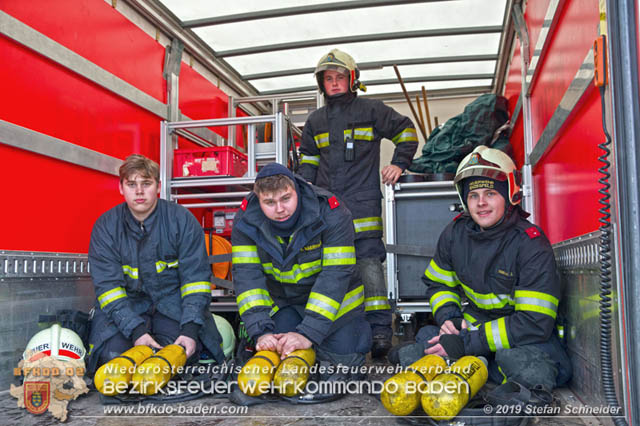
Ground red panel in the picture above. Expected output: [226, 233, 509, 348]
[504, 38, 525, 167]
[524, 0, 552, 61]
[528, 0, 600, 145]
[2, 0, 166, 102]
[532, 87, 603, 243]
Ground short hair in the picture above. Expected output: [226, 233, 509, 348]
[119, 154, 160, 183]
[253, 175, 295, 196]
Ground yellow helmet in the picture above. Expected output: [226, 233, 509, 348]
[454, 146, 521, 209]
[315, 48, 366, 94]
[212, 314, 236, 359]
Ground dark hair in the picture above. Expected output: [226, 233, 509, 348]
[254, 175, 295, 195]
[119, 154, 160, 183]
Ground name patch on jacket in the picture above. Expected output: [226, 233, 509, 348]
[497, 269, 514, 277]
[301, 242, 322, 252]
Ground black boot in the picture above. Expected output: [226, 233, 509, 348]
[371, 334, 392, 359]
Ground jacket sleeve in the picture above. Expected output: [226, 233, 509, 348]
[231, 216, 275, 340]
[175, 208, 213, 332]
[423, 223, 465, 325]
[296, 204, 358, 345]
[374, 102, 419, 170]
[297, 119, 320, 183]
[463, 234, 562, 356]
[88, 214, 145, 338]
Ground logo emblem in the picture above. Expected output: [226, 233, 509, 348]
[24, 381, 50, 415]
[468, 153, 479, 165]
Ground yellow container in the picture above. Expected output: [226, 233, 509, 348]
[237, 350, 281, 396]
[380, 354, 447, 416]
[273, 348, 316, 397]
[421, 356, 488, 421]
[131, 344, 187, 395]
[94, 345, 153, 396]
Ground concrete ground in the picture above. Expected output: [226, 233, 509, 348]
[0, 357, 611, 426]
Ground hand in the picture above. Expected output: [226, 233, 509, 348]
[439, 319, 467, 336]
[134, 333, 163, 351]
[256, 333, 279, 351]
[426, 335, 449, 357]
[274, 332, 312, 359]
[381, 165, 403, 185]
[174, 335, 197, 357]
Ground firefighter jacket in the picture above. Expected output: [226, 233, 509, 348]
[231, 175, 365, 346]
[88, 199, 224, 364]
[423, 210, 562, 357]
[297, 93, 418, 245]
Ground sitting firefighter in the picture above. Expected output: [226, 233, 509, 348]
[231, 163, 372, 402]
[389, 146, 572, 393]
[87, 154, 225, 375]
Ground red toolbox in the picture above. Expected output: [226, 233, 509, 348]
[173, 146, 247, 178]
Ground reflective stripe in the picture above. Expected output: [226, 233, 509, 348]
[232, 245, 260, 264]
[424, 259, 459, 288]
[314, 132, 330, 148]
[98, 286, 127, 309]
[301, 154, 320, 166]
[237, 289, 273, 315]
[322, 246, 356, 266]
[180, 281, 211, 297]
[429, 291, 461, 313]
[485, 317, 510, 351]
[122, 265, 139, 279]
[306, 291, 340, 321]
[557, 325, 565, 339]
[514, 290, 559, 319]
[392, 128, 418, 145]
[156, 260, 179, 273]
[364, 296, 391, 311]
[463, 312, 480, 331]
[337, 285, 365, 318]
[353, 217, 383, 233]
[344, 127, 374, 141]
[462, 286, 514, 310]
[262, 260, 322, 283]
[498, 366, 508, 384]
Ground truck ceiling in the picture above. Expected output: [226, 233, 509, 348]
[128, 0, 513, 101]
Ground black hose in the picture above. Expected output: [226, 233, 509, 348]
[598, 79, 627, 426]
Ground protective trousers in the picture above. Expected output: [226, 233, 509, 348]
[357, 256, 392, 339]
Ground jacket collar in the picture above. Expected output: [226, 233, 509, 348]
[122, 199, 160, 238]
[463, 206, 524, 240]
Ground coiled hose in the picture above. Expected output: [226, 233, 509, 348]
[598, 76, 627, 425]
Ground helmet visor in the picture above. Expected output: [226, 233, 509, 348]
[454, 167, 507, 185]
[315, 64, 349, 75]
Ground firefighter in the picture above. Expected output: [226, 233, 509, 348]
[297, 48, 419, 358]
[231, 163, 371, 401]
[86, 154, 225, 374]
[388, 146, 572, 392]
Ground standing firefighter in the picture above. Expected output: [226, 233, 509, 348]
[388, 146, 572, 394]
[297, 49, 419, 357]
[231, 163, 371, 402]
[86, 154, 225, 374]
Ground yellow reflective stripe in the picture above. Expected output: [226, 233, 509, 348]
[262, 260, 322, 283]
[237, 289, 273, 315]
[462, 284, 514, 310]
[484, 317, 510, 351]
[337, 285, 365, 319]
[232, 245, 260, 264]
[392, 128, 418, 144]
[424, 259, 460, 288]
[557, 325, 565, 338]
[514, 290, 559, 319]
[301, 154, 320, 166]
[306, 291, 340, 321]
[353, 217, 383, 233]
[314, 132, 330, 148]
[498, 366, 508, 384]
[180, 281, 211, 297]
[463, 312, 481, 330]
[364, 296, 391, 311]
[275, 236, 285, 244]
[344, 128, 374, 141]
[98, 286, 127, 309]
[322, 246, 356, 266]
[156, 260, 179, 273]
[122, 265, 139, 279]
[429, 291, 461, 314]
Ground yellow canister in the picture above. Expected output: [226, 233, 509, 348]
[131, 344, 187, 396]
[237, 350, 281, 396]
[273, 348, 316, 397]
[94, 345, 154, 396]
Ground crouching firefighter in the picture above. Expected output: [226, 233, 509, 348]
[389, 146, 572, 399]
[86, 154, 225, 379]
[231, 163, 372, 403]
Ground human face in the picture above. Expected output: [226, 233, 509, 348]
[258, 185, 298, 222]
[467, 187, 506, 229]
[323, 69, 349, 96]
[119, 173, 160, 222]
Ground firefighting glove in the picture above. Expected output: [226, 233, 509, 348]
[439, 334, 465, 360]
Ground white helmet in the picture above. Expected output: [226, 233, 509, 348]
[213, 314, 236, 359]
[23, 324, 86, 362]
[314, 48, 366, 94]
[454, 146, 521, 210]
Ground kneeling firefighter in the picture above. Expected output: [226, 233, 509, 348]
[231, 163, 372, 403]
